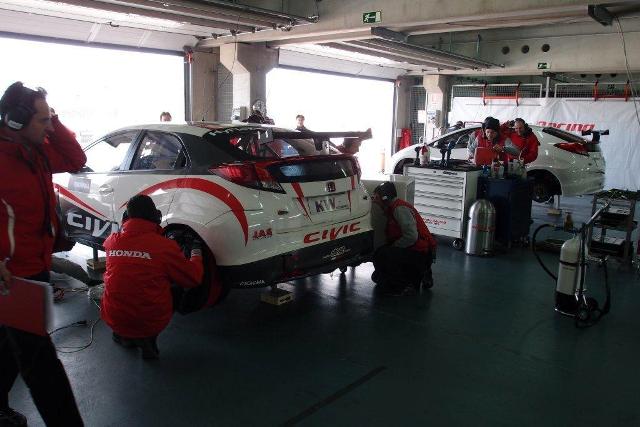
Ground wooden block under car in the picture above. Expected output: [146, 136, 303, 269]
[86, 257, 107, 271]
[260, 287, 294, 306]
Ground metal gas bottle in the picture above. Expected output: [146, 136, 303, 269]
[465, 199, 496, 256]
[555, 235, 586, 314]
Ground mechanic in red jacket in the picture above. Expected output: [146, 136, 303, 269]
[371, 182, 437, 296]
[101, 195, 204, 360]
[506, 118, 539, 164]
[468, 116, 513, 163]
[0, 82, 85, 427]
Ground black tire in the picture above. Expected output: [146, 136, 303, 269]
[452, 239, 464, 250]
[393, 158, 414, 175]
[164, 228, 229, 313]
[530, 173, 559, 203]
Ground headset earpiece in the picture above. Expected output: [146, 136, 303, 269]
[155, 209, 162, 225]
[2, 83, 37, 131]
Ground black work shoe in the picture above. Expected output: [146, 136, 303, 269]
[0, 407, 27, 426]
[112, 333, 136, 348]
[138, 337, 159, 360]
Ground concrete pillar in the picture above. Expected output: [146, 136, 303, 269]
[219, 43, 278, 119]
[187, 50, 218, 122]
[392, 76, 414, 154]
[423, 74, 450, 140]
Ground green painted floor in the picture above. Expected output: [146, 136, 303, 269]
[11, 196, 640, 426]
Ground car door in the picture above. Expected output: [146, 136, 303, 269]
[115, 130, 188, 224]
[57, 130, 139, 247]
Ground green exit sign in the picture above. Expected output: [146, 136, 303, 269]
[537, 62, 550, 70]
[363, 11, 381, 24]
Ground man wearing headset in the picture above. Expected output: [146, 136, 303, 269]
[371, 182, 437, 296]
[101, 195, 204, 360]
[0, 82, 85, 426]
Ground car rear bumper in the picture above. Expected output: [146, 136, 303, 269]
[558, 171, 605, 197]
[218, 231, 374, 288]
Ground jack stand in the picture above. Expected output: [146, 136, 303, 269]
[547, 195, 563, 216]
[86, 248, 106, 281]
[261, 284, 294, 306]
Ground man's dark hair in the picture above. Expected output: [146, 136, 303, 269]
[296, 114, 305, 120]
[483, 116, 500, 133]
[0, 82, 47, 128]
[126, 194, 162, 224]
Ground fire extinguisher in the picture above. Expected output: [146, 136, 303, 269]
[398, 128, 412, 151]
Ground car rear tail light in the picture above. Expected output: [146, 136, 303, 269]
[554, 142, 588, 156]
[209, 163, 285, 193]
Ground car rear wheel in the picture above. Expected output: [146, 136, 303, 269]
[164, 227, 230, 313]
[529, 172, 560, 203]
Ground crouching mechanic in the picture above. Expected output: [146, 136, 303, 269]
[371, 182, 437, 296]
[101, 195, 204, 360]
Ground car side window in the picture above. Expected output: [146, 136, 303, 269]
[83, 131, 137, 173]
[131, 132, 185, 171]
[433, 129, 474, 149]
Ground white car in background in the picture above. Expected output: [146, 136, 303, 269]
[53, 123, 374, 312]
[388, 125, 605, 202]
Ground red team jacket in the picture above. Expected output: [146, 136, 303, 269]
[506, 131, 539, 164]
[0, 117, 86, 277]
[386, 198, 437, 253]
[101, 219, 204, 338]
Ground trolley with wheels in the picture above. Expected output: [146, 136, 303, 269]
[405, 164, 481, 250]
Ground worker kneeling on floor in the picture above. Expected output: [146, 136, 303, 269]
[101, 195, 204, 360]
[371, 182, 437, 296]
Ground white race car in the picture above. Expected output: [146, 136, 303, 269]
[54, 123, 374, 309]
[388, 125, 606, 202]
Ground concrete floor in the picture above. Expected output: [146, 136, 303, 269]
[10, 196, 640, 426]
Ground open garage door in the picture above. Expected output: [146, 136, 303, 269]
[0, 37, 184, 145]
[267, 68, 394, 176]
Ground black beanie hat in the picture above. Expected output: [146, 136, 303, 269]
[483, 117, 500, 132]
[126, 195, 162, 224]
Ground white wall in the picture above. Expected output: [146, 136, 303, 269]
[266, 68, 395, 175]
[0, 37, 184, 144]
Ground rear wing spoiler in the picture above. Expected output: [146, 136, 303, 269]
[274, 128, 373, 141]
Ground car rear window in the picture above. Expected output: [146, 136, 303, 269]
[204, 129, 339, 160]
[268, 158, 357, 183]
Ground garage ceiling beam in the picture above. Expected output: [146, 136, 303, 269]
[195, 0, 609, 46]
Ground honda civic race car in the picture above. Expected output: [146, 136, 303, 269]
[388, 125, 605, 203]
[53, 123, 374, 311]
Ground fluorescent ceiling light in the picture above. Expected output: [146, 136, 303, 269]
[0, 0, 185, 28]
[282, 43, 402, 67]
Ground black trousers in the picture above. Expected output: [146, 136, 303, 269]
[373, 245, 432, 289]
[0, 271, 83, 426]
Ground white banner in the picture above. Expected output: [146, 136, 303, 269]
[450, 97, 640, 191]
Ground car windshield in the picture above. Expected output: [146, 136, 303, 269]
[204, 129, 341, 160]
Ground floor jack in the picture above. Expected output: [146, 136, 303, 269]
[532, 202, 611, 328]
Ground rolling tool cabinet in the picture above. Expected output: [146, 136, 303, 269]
[587, 189, 639, 265]
[405, 164, 481, 249]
